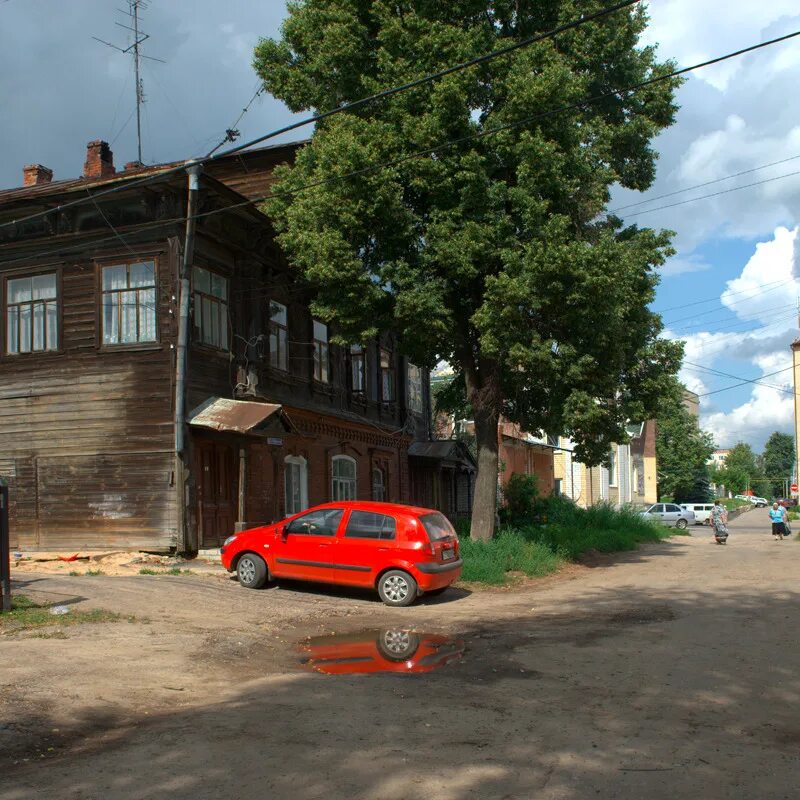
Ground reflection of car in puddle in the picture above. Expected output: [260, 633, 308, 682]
[300, 629, 465, 675]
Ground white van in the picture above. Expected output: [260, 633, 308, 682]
[680, 503, 714, 525]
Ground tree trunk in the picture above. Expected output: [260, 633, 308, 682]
[470, 406, 500, 541]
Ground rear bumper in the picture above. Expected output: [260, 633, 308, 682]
[415, 558, 463, 574]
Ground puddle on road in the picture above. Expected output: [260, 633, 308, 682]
[298, 628, 465, 676]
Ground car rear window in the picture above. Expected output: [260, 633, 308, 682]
[344, 511, 396, 541]
[419, 512, 455, 541]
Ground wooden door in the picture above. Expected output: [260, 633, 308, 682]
[196, 441, 236, 548]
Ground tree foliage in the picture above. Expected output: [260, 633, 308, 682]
[255, 1, 683, 538]
[714, 442, 764, 496]
[761, 431, 794, 497]
[655, 382, 715, 502]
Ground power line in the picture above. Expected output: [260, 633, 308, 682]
[695, 365, 795, 398]
[667, 304, 797, 336]
[663, 280, 796, 326]
[684, 360, 793, 394]
[6, 27, 800, 270]
[655, 276, 795, 314]
[621, 167, 800, 219]
[610, 152, 800, 213]
[206, 84, 265, 157]
[669, 303, 796, 335]
[1, 0, 642, 231]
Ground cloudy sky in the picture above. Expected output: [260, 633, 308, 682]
[2, 1, 800, 454]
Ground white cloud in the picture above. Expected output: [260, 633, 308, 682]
[660, 254, 712, 277]
[667, 228, 799, 451]
[721, 226, 799, 324]
[642, 2, 800, 91]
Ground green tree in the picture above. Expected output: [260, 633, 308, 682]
[717, 442, 763, 496]
[761, 431, 794, 498]
[655, 384, 715, 502]
[255, 1, 683, 539]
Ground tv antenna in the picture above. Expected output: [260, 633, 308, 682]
[93, 1, 165, 164]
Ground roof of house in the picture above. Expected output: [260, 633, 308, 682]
[409, 440, 476, 468]
[0, 140, 305, 208]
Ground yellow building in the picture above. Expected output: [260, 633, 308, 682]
[553, 421, 657, 508]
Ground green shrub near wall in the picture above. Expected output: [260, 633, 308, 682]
[458, 497, 670, 585]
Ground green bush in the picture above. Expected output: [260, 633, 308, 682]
[458, 499, 669, 584]
[501, 473, 539, 525]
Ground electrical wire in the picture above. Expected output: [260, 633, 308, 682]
[655, 276, 796, 314]
[684, 360, 793, 394]
[0, 0, 642, 232]
[206, 83, 265, 158]
[620, 167, 800, 219]
[663, 282, 796, 326]
[5, 26, 800, 277]
[668, 303, 797, 335]
[695, 364, 795, 398]
[610, 152, 800, 213]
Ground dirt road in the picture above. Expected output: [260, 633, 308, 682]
[2, 510, 799, 799]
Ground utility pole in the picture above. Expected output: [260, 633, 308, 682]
[93, 1, 165, 164]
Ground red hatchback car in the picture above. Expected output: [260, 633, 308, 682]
[220, 501, 462, 606]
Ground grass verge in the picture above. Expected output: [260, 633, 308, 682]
[0, 595, 124, 635]
[460, 500, 672, 586]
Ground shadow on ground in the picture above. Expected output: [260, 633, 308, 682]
[2, 583, 799, 800]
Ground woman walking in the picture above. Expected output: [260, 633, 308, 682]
[769, 502, 787, 540]
[711, 499, 729, 543]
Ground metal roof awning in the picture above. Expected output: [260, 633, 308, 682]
[187, 398, 292, 436]
[409, 440, 476, 469]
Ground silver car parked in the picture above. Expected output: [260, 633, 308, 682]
[639, 502, 695, 529]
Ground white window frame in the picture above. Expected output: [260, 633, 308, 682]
[102, 261, 158, 346]
[608, 446, 618, 487]
[407, 363, 423, 413]
[5, 272, 59, 354]
[192, 266, 228, 350]
[332, 455, 357, 501]
[284, 455, 308, 516]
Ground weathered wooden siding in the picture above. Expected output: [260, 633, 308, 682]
[0, 245, 178, 550]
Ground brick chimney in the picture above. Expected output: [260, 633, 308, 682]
[22, 164, 53, 187]
[124, 160, 144, 171]
[84, 140, 115, 178]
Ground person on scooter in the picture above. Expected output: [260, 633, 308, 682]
[769, 502, 786, 540]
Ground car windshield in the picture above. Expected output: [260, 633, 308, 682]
[419, 512, 455, 541]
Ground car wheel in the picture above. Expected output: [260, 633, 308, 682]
[236, 554, 268, 589]
[377, 570, 418, 607]
[676, 518, 689, 529]
[376, 629, 420, 661]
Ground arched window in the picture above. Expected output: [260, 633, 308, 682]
[284, 455, 308, 516]
[332, 455, 357, 501]
[372, 467, 386, 501]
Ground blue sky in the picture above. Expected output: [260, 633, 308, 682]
[2, 1, 799, 453]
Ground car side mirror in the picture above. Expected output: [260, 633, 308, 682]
[280, 525, 288, 540]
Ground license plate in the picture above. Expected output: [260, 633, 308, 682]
[441, 548, 455, 561]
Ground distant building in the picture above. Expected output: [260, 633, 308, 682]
[707, 449, 730, 468]
[682, 389, 700, 418]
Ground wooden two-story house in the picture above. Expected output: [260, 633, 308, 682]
[0, 139, 466, 553]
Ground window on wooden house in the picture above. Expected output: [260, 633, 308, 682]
[5, 273, 59, 354]
[269, 300, 288, 370]
[332, 455, 357, 501]
[312, 320, 329, 383]
[407, 363, 423, 412]
[191, 266, 228, 350]
[380, 348, 395, 403]
[101, 262, 157, 346]
[284, 455, 308, 516]
[350, 344, 365, 394]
